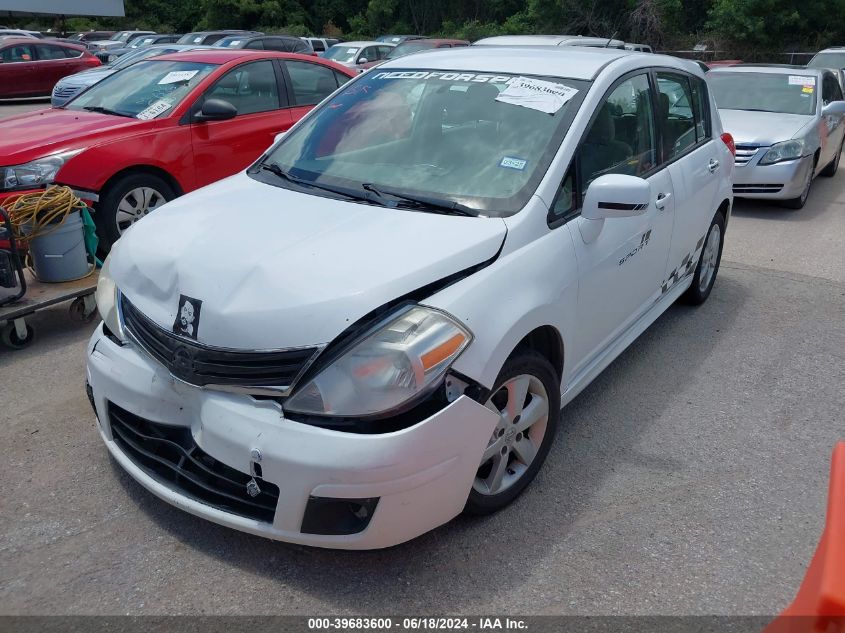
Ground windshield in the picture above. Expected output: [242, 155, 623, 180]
[387, 41, 434, 59]
[257, 69, 587, 216]
[130, 36, 157, 48]
[114, 32, 132, 43]
[708, 72, 817, 115]
[110, 46, 177, 69]
[324, 45, 360, 63]
[808, 52, 845, 70]
[215, 37, 244, 48]
[178, 33, 208, 44]
[66, 59, 216, 119]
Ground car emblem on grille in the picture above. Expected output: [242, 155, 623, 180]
[172, 345, 195, 375]
[172, 294, 202, 340]
[246, 478, 262, 498]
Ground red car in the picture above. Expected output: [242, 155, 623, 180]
[0, 38, 100, 98]
[359, 38, 470, 70]
[0, 50, 355, 249]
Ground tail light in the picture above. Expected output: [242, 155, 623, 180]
[721, 132, 736, 157]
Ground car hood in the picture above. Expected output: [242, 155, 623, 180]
[719, 109, 815, 146]
[111, 173, 508, 350]
[57, 66, 116, 87]
[0, 108, 142, 166]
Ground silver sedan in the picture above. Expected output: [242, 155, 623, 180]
[708, 65, 845, 208]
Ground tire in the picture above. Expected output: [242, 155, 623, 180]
[95, 172, 177, 252]
[464, 350, 560, 516]
[820, 141, 843, 177]
[682, 211, 725, 305]
[783, 161, 814, 209]
[1, 321, 35, 349]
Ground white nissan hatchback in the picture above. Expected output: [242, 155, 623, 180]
[89, 46, 734, 549]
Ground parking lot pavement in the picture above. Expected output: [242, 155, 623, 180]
[0, 99, 49, 118]
[1, 101, 844, 616]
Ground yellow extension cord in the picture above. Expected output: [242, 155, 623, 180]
[5, 186, 96, 281]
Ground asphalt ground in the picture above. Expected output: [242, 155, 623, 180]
[1, 100, 843, 615]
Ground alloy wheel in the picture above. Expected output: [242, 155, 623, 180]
[116, 186, 167, 233]
[698, 223, 721, 293]
[473, 374, 550, 496]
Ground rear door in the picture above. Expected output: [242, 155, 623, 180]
[0, 42, 37, 97]
[189, 59, 292, 187]
[34, 43, 73, 93]
[657, 70, 723, 291]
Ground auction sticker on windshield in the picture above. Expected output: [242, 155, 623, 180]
[789, 75, 816, 86]
[495, 76, 579, 114]
[159, 70, 199, 85]
[136, 100, 172, 120]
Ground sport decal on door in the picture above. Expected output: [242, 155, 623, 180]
[661, 233, 706, 294]
[619, 230, 652, 267]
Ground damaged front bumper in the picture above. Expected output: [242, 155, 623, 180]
[86, 324, 499, 549]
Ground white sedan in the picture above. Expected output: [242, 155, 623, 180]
[89, 45, 734, 549]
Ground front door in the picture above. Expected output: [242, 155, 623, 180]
[0, 43, 37, 97]
[189, 60, 292, 188]
[568, 72, 675, 374]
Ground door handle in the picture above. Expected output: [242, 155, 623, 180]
[655, 192, 671, 210]
[708, 158, 720, 173]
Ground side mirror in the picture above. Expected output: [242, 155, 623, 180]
[822, 101, 845, 116]
[274, 131, 287, 145]
[194, 98, 237, 122]
[582, 174, 651, 221]
[358, 57, 368, 64]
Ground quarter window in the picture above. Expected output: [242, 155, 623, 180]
[205, 61, 280, 116]
[656, 72, 697, 161]
[286, 60, 339, 106]
[578, 73, 657, 192]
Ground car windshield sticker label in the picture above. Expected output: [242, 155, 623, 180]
[173, 294, 202, 340]
[347, 48, 358, 54]
[803, 85, 814, 93]
[159, 70, 199, 85]
[372, 71, 519, 83]
[228, 40, 241, 46]
[500, 156, 528, 170]
[495, 76, 579, 114]
[789, 75, 816, 86]
[136, 99, 173, 120]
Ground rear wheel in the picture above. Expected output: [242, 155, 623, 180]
[464, 351, 560, 516]
[95, 173, 176, 252]
[682, 211, 725, 305]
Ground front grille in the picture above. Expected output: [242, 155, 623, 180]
[52, 85, 79, 99]
[121, 297, 319, 391]
[109, 403, 280, 522]
[95, 51, 112, 62]
[733, 183, 784, 194]
[734, 144, 760, 166]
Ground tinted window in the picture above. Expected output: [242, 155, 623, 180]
[656, 73, 697, 161]
[1, 44, 34, 62]
[244, 39, 264, 50]
[822, 72, 843, 104]
[286, 60, 338, 106]
[310, 39, 325, 52]
[205, 60, 280, 115]
[579, 73, 657, 191]
[35, 44, 68, 60]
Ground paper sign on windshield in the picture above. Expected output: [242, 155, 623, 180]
[159, 70, 199, 85]
[789, 75, 816, 86]
[495, 76, 579, 114]
[136, 100, 172, 120]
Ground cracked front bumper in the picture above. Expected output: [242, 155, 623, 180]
[86, 324, 499, 549]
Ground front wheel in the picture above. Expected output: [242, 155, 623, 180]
[783, 162, 814, 209]
[95, 173, 176, 252]
[682, 211, 725, 305]
[464, 350, 560, 516]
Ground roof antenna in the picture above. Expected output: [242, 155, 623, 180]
[605, 31, 618, 48]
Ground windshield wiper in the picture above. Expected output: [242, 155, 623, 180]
[362, 183, 479, 217]
[260, 163, 378, 204]
[81, 105, 133, 118]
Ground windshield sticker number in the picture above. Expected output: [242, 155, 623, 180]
[495, 76, 579, 114]
[789, 75, 816, 86]
[159, 70, 199, 85]
[500, 156, 528, 170]
[137, 100, 173, 120]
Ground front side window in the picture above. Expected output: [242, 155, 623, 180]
[708, 71, 817, 116]
[286, 60, 339, 106]
[579, 73, 656, 192]
[822, 73, 843, 104]
[203, 60, 280, 115]
[66, 60, 216, 118]
[657, 72, 697, 160]
[1, 44, 34, 62]
[258, 69, 588, 216]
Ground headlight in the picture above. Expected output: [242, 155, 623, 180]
[1, 149, 83, 192]
[759, 139, 806, 165]
[95, 254, 124, 340]
[285, 306, 472, 417]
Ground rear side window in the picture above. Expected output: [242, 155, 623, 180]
[656, 72, 697, 161]
[286, 60, 339, 106]
[1, 44, 34, 62]
[35, 44, 68, 60]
